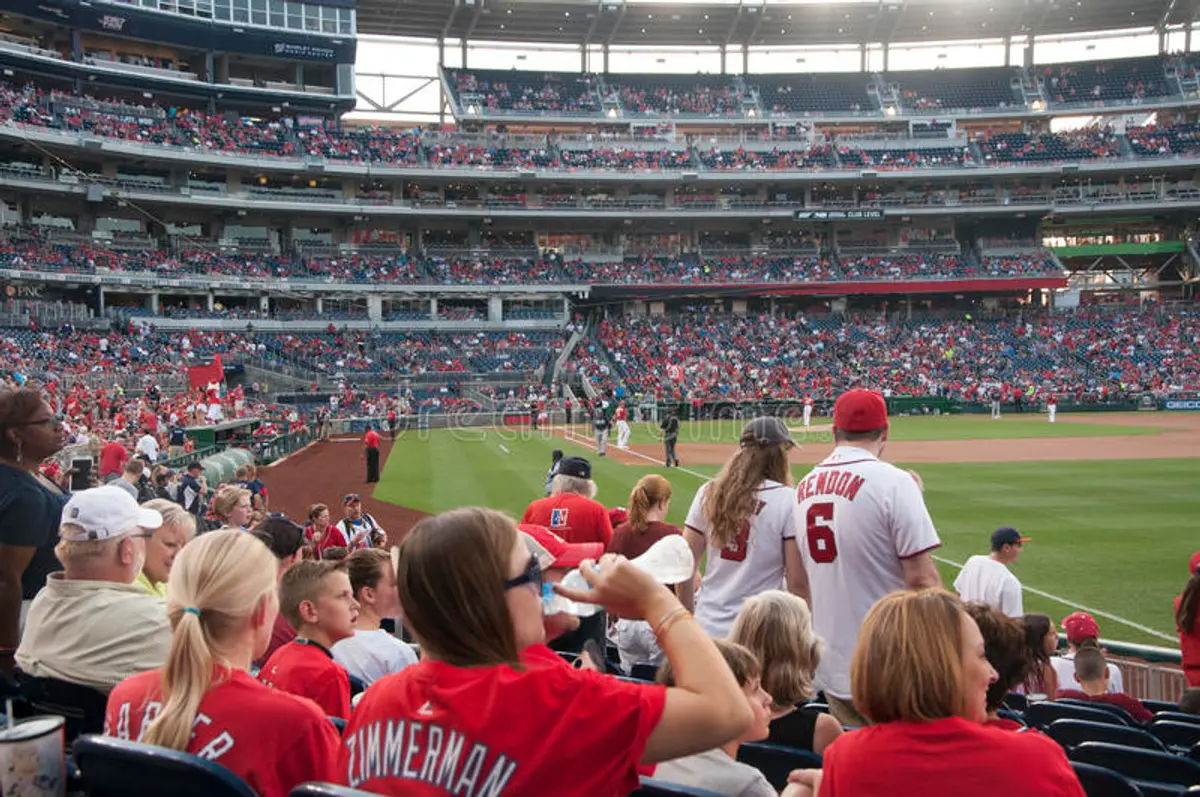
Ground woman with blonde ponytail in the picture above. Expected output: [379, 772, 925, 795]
[104, 530, 340, 796]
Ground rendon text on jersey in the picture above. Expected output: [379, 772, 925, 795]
[345, 720, 516, 795]
[795, 470, 866, 503]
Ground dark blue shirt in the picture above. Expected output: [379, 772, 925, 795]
[0, 465, 67, 598]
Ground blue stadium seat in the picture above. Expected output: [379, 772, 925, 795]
[347, 674, 366, 697]
[1046, 719, 1167, 752]
[1153, 711, 1200, 727]
[631, 777, 725, 796]
[1149, 720, 1200, 751]
[1190, 741, 1200, 763]
[1141, 700, 1178, 715]
[328, 717, 346, 734]
[1026, 701, 1132, 728]
[801, 702, 830, 716]
[1069, 741, 1200, 792]
[14, 671, 107, 745]
[1071, 762, 1145, 797]
[1003, 692, 1029, 712]
[1057, 698, 1138, 726]
[73, 734, 256, 797]
[630, 664, 659, 682]
[997, 709, 1027, 726]
[290, 784, 378, 796]
[736, 742, 822, 791]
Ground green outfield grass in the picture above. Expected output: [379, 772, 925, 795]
[373, 427, 1197, 646]
[608, 415, 1166, 446]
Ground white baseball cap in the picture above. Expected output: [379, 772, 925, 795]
[60, 486, 163, 542]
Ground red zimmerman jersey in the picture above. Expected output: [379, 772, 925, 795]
[260, 640, 352, 719]
[339, 653, 666, 796]
[105, 668, 341, 797]
[521, 494, 614, 547]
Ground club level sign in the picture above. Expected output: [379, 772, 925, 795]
[793, 210, 885, 221]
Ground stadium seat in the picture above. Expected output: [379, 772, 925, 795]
[802, 702, 830, 715]
[73, 734, 256, 797]
[1003, 692, 1029, 712]
[1057, 698, 1139, 726]
[1026, 701, 1132, 728]
[328, 717, 346, 734]
[1069, 741, 1200, 792]
[290, 784, 378, 796]
[1149, 720, 1200, 751]
[1153, 711, 1200, 727]
[1071, 762, 1145, 797]
[1141, 700, 1178, 715]
[1189, 741, 1200, 763]
[631, 778, 725, 796]
[736, 742, 822, 791]
[347, 674, 366, 698]
[997, 709, 1027, 726]
[1046, 719, 1167, 752]
[14, 671, 107, 745]
[630, 664, 659, 682]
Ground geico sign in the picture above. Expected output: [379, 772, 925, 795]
[1164, 400, 1200, 411]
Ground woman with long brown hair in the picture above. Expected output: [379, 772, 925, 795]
[0, 387, 68, 671]
[340, 506, 755, 796]
[1176, 551, 1200, 687]
[682, 417, 809, 637]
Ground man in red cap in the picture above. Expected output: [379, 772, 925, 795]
[793, 388, 943, 727]
[1052, 611, 1125, 693]
[1177, 551, 1200, 687]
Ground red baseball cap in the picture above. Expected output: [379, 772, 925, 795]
[1062, 611, 1101, 645]
[608, 507, 629, 527]
[833, 389, 889, 433]
[1190, 550, 1200, 575]
[518, 524, 604, 570]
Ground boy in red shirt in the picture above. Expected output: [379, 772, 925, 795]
[1056, 647, 1153, 724]
[260, 560, 359, 719]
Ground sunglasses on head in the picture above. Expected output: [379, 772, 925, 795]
[503, 556, 543, 594]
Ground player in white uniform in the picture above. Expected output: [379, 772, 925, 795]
[793, 389, 942, 727]
[802, 395, 814, 428]
[684, 417, 810, 638]
[614, 402, 631, 449]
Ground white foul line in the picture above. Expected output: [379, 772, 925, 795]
[558, 427, 1177, 642]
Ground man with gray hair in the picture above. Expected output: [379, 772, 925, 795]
[16, 486, 170, 693]
[521, 456, 613, 547]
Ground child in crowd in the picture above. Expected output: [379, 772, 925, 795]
[332, 548, 417, 685]
[259, 560, 359, 719]
[1056, 647, 1153, 724]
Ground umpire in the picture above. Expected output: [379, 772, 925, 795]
[660, 410, 680, 468]
[593, 405, 610, 456]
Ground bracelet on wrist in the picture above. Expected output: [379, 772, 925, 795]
[652, 606, 691, 643]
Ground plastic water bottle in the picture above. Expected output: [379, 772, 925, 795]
[541, 535, 695, 617]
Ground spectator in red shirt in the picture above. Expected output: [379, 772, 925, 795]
[251, 516, 306, 667]
[522, 456, 614, 547]
[789, 589, 1084, 797]
[1176, 551, 1200, 688]
[363, 426, 381, 483]
[1056, 648, 1154, 724]
[104, 530, 340, 797]
[259, 560, 358, 719]
[98, 434, 129, 481]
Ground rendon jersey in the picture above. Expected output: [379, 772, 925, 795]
[105, 668, 340, 797]
[339, 657, 666, 796]
[794, 445, 942, 699]
[684, 479, 796, 638]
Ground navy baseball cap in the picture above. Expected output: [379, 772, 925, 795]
[990, 526, 1031, 550]
[557, 457, 592, 479]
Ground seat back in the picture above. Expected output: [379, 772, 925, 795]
[346, 674, 366, 698]
[14, 672, 108, 745]
[1152, 711, 1200, 727]
[1070, 741, 1200, 788]
[630, 777, 725, 796]
[1003, 692, 1029, 712]
[1140, 700, 1177, 715]
[1026, 701, 1131, 729]
[736, 742, 822, 791]
[629, 664, 659, 682]
[1070, 762, 1145, 797]
[1056, 698, 1136, 725]
[289, 784, 378, 796]
[997, 709, 1027, 726]
[1046, 720, 1167, 753]
[1149, 720, 1200, 750]
[73, 734, 257, 797]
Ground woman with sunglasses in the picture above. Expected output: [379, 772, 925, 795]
[341, 507, 754, 796]
[0, 388, 69, 675]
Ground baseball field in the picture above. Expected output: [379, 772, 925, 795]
[264, 411, 1200, 647]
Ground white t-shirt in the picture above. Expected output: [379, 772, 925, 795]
[331, 628, 418, 685]
[794, 445, 942, 700]
[136, 434, 159, 462]
[684, 479, 796, 638]
[954, 555, 1024, 618]
[654, 748, 776, 797]
[1051, 653, 1125, 695]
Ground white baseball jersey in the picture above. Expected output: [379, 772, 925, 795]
[685, 479, 796, 638]
[794, 445, 942, 699]
[953, 555, 1023, 618]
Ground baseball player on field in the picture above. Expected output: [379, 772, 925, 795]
[793, 389, 942, 727]
[614, 401, 631, 449]
[683, 417, 811, 638]
[593, 403, 611, 456]
[1047, 392, 1058, 424]
[802, 395, 814, 428]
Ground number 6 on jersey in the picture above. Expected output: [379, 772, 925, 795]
[806, 502, 838, 563]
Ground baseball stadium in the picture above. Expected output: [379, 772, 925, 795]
[0, 0, 1199, 791]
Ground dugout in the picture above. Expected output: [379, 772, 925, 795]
[188, 418, 261, 448]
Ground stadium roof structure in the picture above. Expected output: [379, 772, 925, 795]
[357, 0, 1200, 49]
